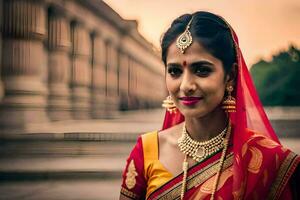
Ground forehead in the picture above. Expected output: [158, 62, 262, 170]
[166, 40, 221, 64]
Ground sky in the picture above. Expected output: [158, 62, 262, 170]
[103, 0, 300, 66]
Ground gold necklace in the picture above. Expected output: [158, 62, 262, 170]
[178, 124, 227, 163]
[179, 122, 231, 200]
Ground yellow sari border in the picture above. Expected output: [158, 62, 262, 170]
[267, 151, 300, 200]
[151, 152, 234, 200]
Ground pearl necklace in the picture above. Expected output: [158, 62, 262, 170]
[178, 124, 227, 163]
[179, 122, 231, 200]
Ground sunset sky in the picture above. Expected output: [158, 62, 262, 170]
[103, 0, 300, 66]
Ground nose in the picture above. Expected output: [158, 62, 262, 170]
[179, 70, 196, 95]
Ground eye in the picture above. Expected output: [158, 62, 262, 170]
[193, 65, 212, 77]
[167, 67, 182, 77]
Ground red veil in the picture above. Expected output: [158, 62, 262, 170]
[160, 17, 292, 198]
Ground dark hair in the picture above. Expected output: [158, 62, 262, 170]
[161, 11, 236, 75]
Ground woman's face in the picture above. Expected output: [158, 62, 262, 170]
[165, 41, 229, 118]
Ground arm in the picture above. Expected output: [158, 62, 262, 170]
[119, 136, 147, 200]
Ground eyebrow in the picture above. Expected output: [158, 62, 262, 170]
[166, 63, 181, 68]
[167, 60, 214, 68]
[190, 61, 214, 67]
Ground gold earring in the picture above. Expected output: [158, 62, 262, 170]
[222, 85, 236, 112]
[162, 96, 177, 113]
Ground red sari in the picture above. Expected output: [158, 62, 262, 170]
[120, 14, 300, 200]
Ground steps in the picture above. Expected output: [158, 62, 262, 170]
[0, 139, 135, 200]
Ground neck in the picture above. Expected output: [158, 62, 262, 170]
[184, 106, 228, 142]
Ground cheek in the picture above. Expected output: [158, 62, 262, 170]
[202, 78, 226, 100]
[165, 75, 180, 94]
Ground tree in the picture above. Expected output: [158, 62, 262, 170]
[250, 45, 300, 106]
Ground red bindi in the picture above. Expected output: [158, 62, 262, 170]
[183, 61, 187, 66]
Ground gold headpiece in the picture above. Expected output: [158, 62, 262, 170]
[176, 16, 194, 54]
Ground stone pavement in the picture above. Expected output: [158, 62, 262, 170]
[0, 180, 121, 200]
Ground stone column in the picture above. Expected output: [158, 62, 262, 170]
[90, 33, 106, 118]
[128, 58, 138, 110]
[47, 7, 71, 120]
[105, 41, 119, 116]
[138, 64, 148, 109]
[0, 0, 3, 100]
[0, 0, 48, 130]
[70, 22, 91, 119]
[118, 50, 129, 111]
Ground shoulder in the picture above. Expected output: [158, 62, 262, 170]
[158, 122, 184, 146]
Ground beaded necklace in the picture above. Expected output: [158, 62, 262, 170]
[179, 122, 231, 200]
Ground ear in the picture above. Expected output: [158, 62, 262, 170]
[225, 63, 237, 86]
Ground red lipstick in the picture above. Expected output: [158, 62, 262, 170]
[179, 96, 202, 106]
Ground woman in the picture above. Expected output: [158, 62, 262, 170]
[119, 11, 299, 200]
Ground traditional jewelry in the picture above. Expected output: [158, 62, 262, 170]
[179, 122, 232, 200]
[180, 154, 188, 200]
[210, 122, 231, 200]
[222, 85, 236, 113]
[178, 124, 227, 163]
[162, 95, 177, 113]
[176, 16, 194, 54]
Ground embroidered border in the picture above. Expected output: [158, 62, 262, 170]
[267, 151, 300, 200]
[152, 152, 234, 200]
[121, 187, 138, 199]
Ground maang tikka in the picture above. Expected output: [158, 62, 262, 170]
[176, 16, 194, 53]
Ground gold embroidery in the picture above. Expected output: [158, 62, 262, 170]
[120, 187, 138, 199]
[153, 153, 234, 200]
[263, 169, 268, 187]
[235, 154, 241, 166]
[256, 138, 280, 149]
[200, 167, 232, 193]
[242, 143, 247, 157]
[267, 151, 299, 200]
[191, 167, 232, 199]
[125, 159, 138, 189]
[232, 179, 246, 200]
[248, 146, 263, 174]
[275, 154, 279, 170]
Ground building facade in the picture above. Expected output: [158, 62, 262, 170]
[0, 0, 166, 130]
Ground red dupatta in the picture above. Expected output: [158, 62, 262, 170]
[161, 15, 299, 199]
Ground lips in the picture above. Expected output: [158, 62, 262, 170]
[178, 96, 203, 106]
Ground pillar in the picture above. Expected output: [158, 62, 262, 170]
[70, 22, 91, 119]
[0, 0, 48, 130]
[105, 41, 119, 116]
[47, 7, 71, 120]
[118, 50, 129, 111]
[0, 0, 3, 100]
[90, 33, 106, 118]
[128, 58, 138, 109]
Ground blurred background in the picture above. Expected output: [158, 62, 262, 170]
[0, 0, 299, 199]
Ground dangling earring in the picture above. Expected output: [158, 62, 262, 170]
[162, 95, 177, 113]
[222, 85, 236, 112]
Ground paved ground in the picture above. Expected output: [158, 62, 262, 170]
[0, 180, 121, 200]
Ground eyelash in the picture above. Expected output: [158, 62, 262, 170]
[193, 66, 212, 76]
[167, 66, 212, 77]
[167, 67, 182, 77]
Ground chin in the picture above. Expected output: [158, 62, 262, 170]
[178, 107, 208, 118]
